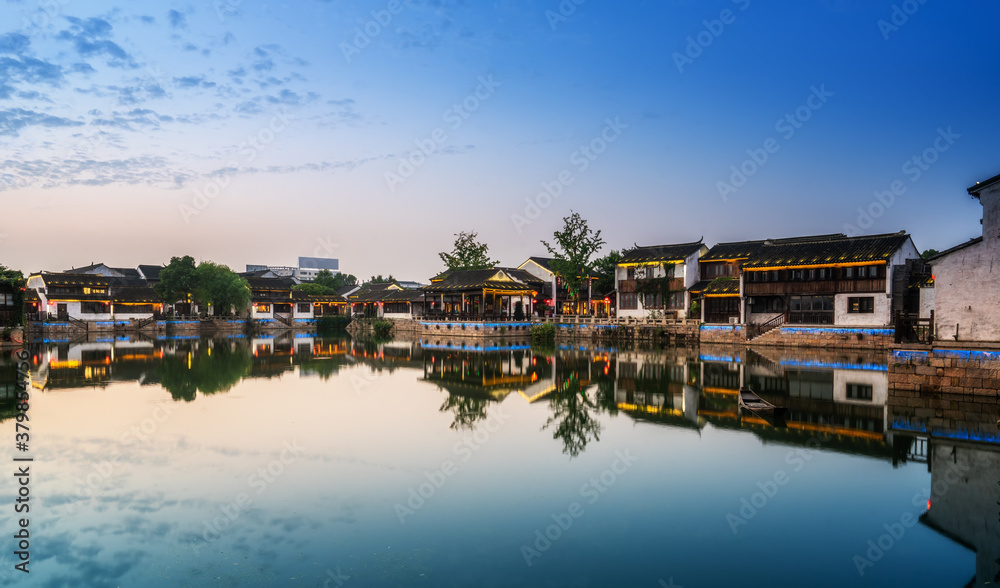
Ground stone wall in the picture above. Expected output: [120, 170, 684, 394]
[748, 326, 894, 350]
[418, 320, 532, 338]
[890, 348, 1000, 397]
[699, 325, 744, 345]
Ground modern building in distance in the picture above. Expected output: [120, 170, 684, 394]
[246, 257, 340, 282]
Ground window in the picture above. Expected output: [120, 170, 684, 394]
[620, 293, 637, 309]
[83, 287, 106, 295]
[843, 267, 853, 279]
[626, 267, 635, 280]
[789, 296, 834, 324]
[383, 302, 410, 313]
[0, 293, 11, 306]
[119, 304, 153, 313]
[255, 303, 271, 313]
[643, 293, 663, 309]
[751, 296, 783, 313]
[297, 303, 311, 313]
[81, 301, 107, 314]
[848, 297, 874, 313]
[668, 292, 685, 309]
[846, 383, 874, 400]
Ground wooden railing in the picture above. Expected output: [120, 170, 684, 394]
[746, 313, 785, 340]
[744, 279, 885, 296]
[894, 311, 934, 345]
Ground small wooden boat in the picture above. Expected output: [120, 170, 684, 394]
[738, 388, 786, 418]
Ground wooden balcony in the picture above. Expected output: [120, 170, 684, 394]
[743, 279, 885, 296]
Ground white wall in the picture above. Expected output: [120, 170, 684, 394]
[293, 303, 314, 319]
[932, 184, 1000, 342]
[252, 303, 274, 319]
[834, 292, 891, 326]
[919, 286, 935, 319]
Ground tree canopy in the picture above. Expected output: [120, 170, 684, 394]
[191, 262, 251, 316]
[921, 249, 940, 259]
[439, 231, 499, 271]
[541, 211, 606, 301]
[154, 256, 197, 303]
[592, 250, 622, 295]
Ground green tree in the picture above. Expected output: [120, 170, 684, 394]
[367, 274, 397, 284]
[192, 262, 251, 316]
[921, 249, 940, 259]
[0, 266, 25, 327]
[541, 211, 606, 307]
[154, 256, 197, 303]
[439, 231, 499, 271]
[292, 282, 329, 296]
[592, 249, 622, 295]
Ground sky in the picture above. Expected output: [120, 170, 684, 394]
[1, 0, 998, 281]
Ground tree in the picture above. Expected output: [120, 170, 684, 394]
[0, 266, 25, 327]
[592, 250, 622, 295]
[155, 256, 197, 303]
[302, 270, 358, 294]
[541, 211, 606, 308]
[367, 274, 397, 284]
[191, 262, 251, 316]
[439, 231, 499, 271]
[292, 282, 329, 296]
[921, 249, 940, 259]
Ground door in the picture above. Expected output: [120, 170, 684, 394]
[57, 303, 68, 320]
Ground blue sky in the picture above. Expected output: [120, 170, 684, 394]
[1, 0, 998, 280]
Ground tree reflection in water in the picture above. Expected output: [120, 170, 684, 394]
[156, 342, 252, 402]
[439, 394, 492, 431]
[543, 372, 602, 458]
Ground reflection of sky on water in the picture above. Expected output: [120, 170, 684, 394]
[0, 339, 993, 586]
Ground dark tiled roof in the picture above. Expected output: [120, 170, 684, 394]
[38, 273, 109, 287]
[908, 273, 934, 289]
[927, 237, 983, 263]
[245, 276, 294, 290]
[291, 290, 347, 303]
[968, 172, 1000, 196]
[498, 267, 546, 285]
[703, 278, 740, 296]
[619, 240, 704, 264]
[423, 269, 536, 293]
[25, 290, 40, 302]
[524, 257, 555, 272]
[688, 280, 714, 294]
[336, 285, 360, 296]
[113, 287, 161, 304]
[138, 265, 163, 280]
[700, 240, 768, 262]
[741, 232, 912, 269]
[107, 276, 149, 288]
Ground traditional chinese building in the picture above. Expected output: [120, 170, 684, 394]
[422, 269, 537, 319]
[615, 240, 708, 319]
[741, 231, 921, 328]
[690, 240, 767, 324]
[516, 257, 596, 316]
[928, 172, 1000, 343]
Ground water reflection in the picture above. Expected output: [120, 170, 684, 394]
[1, 335, 998, 586]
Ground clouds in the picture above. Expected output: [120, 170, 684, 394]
[167, 9, 187, 29]
[57, 16, 137, 68]
[0, 107, 83, 136]
[0, 32, 31, 54]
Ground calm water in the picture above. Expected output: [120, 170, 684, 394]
[1, 333, 998, 587]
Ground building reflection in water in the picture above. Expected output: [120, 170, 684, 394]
[3, 334, 998, 584]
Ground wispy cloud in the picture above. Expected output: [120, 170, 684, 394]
[57, 17, 137, 68]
